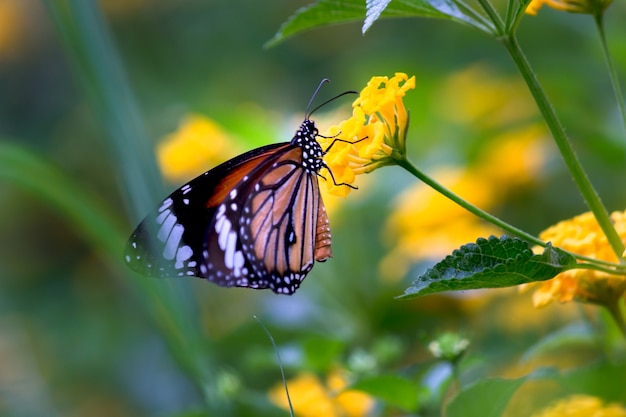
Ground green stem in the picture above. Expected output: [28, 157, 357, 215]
[594, 12, 626, 139]
[395, 157, 545, 247]
[475, 0, 506, 35]
[501, 34, 626, 262]
[567, 262, 626, 276]
[395, 157, 626, 270]
[45, 0, 220, 411]
[605, 298, 626, 342]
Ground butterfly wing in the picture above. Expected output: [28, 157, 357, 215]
[203, 146, 332, 294]
[125, 142, 332, 294]
[124, 142, 290, 279]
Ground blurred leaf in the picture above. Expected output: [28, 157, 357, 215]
[267, 0, 492, 47]
[446, 369, 555, 417]
[0, 141, 126, 257]
[399, 236, 576, 299]
[351, 374, 425, 411]
[302, 337, 345, 371]
[164, 411, 208, 417]
[446, 378, 523, 417]
[556, 360, 626, 401]
[46, 0, 162, 219]
[521, 323, 600, 364]
[0, 140, 217, 410]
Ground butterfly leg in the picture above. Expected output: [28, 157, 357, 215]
[322, 136, 368, 154]
[318, 162, 359, 189]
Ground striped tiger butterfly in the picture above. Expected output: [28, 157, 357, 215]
[124, 80, 357, 295]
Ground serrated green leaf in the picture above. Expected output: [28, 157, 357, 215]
[267, 0, 491, 47]
[364, 0, 393, 33]
[351, 374, 424, 411]
[398, 236, 577, 299]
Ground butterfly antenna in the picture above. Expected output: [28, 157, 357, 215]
[305, 78, 330, 118]
[254, 315, 295, 417]
[305, 79, 358, 119]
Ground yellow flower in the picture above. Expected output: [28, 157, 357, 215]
[523, 210, 626, 308]
[268, 369, 375, 417]
[157, 114, 240, 183]
[319, 73, 415, 197]
[525, 0, 612, 15]
[531, 395, 626, 417]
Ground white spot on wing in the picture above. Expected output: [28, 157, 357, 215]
[157, 213, 177, 242]
[158, 198, 173, 212]
[163, 224, 184, 260]
[217, 218, 231, 250]
[224, 232, 237, 269]
[156, 210, 169, 225]
[233, 251, 245, 277]
[176, 245, 193, 263]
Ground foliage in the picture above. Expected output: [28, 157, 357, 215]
[1, 0, 626, 416]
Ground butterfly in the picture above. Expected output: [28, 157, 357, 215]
[124, 80, 357, 295]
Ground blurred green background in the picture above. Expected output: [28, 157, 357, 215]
[1, 0, 626, 416]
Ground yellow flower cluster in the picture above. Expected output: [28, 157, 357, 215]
[268, 369, 374, 417]
[319, 73, 415, 197]
[525, 0, 612, 15]
[525, 210, 626, 307]
[531, 395, 626, 417]
[379, 66, 547, 281]
[157, 114, 239, 183]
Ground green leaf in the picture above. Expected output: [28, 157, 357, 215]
[267, 0, 492, 47]
[398, 236, 576, 299]
[364, 0, 392, 32]
[445, 373, 549, 417]
[446, 363, 626, 416]
[556, 360, 626, 401]
[520, 323, 600, 364]
[302, 337, 345, 371]
[351, 374, 425, 411]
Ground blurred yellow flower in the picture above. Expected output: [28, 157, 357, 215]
[0, 1, 24, 59]
[525, 0, 612, 15]
[157, 114, 240, 183]
[522, 210, 626, 307]
[319, 73, 415, 197]
[268, 369, 375, 417]
[531, 395, 626, 417]
[436, 64, 536, 129]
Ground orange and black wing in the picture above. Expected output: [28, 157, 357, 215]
[125, 142, 331, 294]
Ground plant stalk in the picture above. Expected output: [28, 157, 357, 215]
[501, 34, 625, 262]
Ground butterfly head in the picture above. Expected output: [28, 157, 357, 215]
[292, 118, 325, 174]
